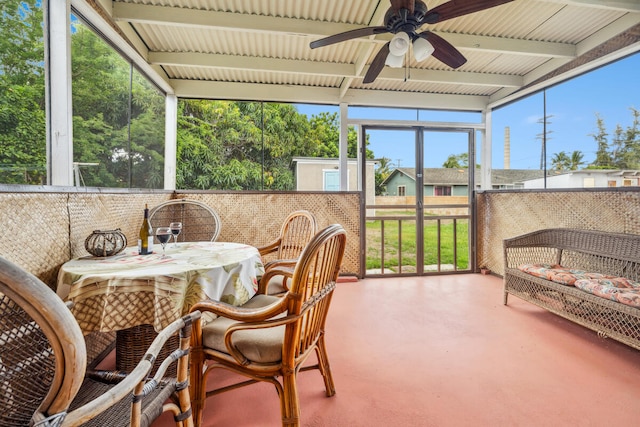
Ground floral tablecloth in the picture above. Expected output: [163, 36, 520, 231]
[57, 241, 264, 334]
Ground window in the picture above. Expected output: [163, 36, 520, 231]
[398, 185, 406, 196]
[175, 102, 364, 191]
[608, 180, 617, 187]
[0, 0, 46, 185]
[1, 4, 166, 188]
[71, 17, 165, 188]
[324, 170, 340, 191]
[583, 178, 595, 188]
[434, 186, 452, 196]
[623, 179, 634, 187]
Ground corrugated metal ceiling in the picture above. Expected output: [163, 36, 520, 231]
[90, 0, 640, 111]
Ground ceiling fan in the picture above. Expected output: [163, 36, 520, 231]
[309, 0, 515, 84]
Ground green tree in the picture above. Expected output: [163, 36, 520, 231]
[550, 150, 583, 171]
[568, 150, 585, 170]
[374, 157, 392, 195]
[589, 109, 640, 170]
[304, 111, 374, 192]
[176, 100, 298, 190]
[305, 111, 372, 159]
[590, 114, 613, 168]
[71, 24, 166, 188]
[307, 112, 340, 157]
[176, 102, 372, 191]
[550, 151, 570, 170]
[177, 100, 231, 189]
[238, 102, 310, 189]
[442, 153, 469, 168]
[610, 108, 640, 169]
[0, 0, 46, 184]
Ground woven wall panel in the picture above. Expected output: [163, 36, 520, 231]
[6, 188, 638, 284]
[67, 193, 171, 259]
[477, 190, 640, 277]
[0, 190, 360, 284]
[0, 193, 70, 288]
[176, 192, 361, 275]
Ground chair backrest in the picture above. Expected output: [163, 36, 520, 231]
[276, 210, 318, 260]
[0, 256, 87, 426]
[284, 224, 346, 362]
[149, 199, 221, 242]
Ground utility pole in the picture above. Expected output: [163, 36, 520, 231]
[536, 118, 554, 169]
[535, 91, 553, 188]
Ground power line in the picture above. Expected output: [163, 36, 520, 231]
[536, 114, 554, 170]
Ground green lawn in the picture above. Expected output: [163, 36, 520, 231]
[365, 216, 469, 271]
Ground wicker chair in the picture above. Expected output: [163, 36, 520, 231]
[257, 210, 318, 295]
[189, 224, 346, 427]
[149, 199, 221, 242]
[0, 255, 200, 427]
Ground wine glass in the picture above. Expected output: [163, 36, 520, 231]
[155, 227, 172, 258]
[169, 222, 182, 248]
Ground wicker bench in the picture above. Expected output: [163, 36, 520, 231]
[503, 228, 640, 350]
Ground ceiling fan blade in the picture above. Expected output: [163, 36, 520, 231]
[418, 31, 467, 69]
[310, 26, 389, 49]
[363, 42, 391, 84]
[424, 0, 514, 24]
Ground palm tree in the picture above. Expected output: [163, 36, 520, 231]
[550, 151, 570, 170]
[569, 151, 585, 170]
[375, 157, 393, 195]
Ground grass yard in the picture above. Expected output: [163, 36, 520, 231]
[365, 216, 469, 272]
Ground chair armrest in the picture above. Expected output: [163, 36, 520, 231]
[257, 239, 281, 257]
[258, 265, 295, 295]
[190, 297, 287, 322]
[263, 258, 297, 270]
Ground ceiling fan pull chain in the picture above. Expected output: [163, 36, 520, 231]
[405, 53, 409, 82]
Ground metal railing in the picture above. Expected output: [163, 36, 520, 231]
[365, 204, 471, 276]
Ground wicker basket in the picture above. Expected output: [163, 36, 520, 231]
[84, 229, 127, 257]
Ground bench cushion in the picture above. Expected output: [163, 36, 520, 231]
[575, 278, 640, 308]
[517, 264, 640, 308]
[518, 264, 611, 285]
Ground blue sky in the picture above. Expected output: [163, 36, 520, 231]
[296, 51, 639, 170]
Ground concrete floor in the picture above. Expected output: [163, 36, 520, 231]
[153, 273, 640, 426]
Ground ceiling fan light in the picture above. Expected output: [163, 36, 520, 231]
[388, 32, 410, 56]
[413, 38, 435, 62]
[385, 52, 404, 68]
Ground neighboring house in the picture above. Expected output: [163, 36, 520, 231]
[490, 169, 555, 189]
[522, 169, 640, 189]
[382, 168, 547, 196]
[292, 157, 378, 213]
[292, 157, 377, 192]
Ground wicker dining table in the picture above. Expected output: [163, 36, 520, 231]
[57, 241, 264, 371]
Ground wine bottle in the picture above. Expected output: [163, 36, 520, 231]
[138, 204, 153, 255]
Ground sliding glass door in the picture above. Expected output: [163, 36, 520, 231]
[362, 125, 474, 276]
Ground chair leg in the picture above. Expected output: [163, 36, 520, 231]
[315, 336, 336, 397]
[176, 345, 195, 427]
[281, 372, 301, 427]
[189, 350, 206, 427]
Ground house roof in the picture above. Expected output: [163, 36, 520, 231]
[383, 167, 548, 185]
[292, 157, 378, 164]
[84, 1, 640, 111]
[563, 169, 640, 176]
